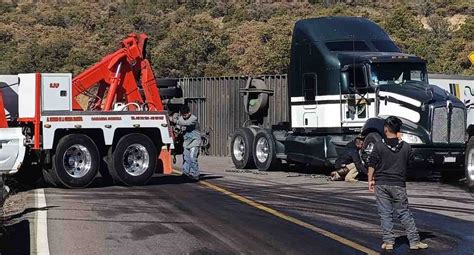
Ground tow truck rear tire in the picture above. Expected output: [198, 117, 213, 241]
[51, 134, 100, 188]
[465, 137, 474, 191]
[231, 128, 256, 169]
[107, 133, 156, 186]
[253, 130, 281, 171]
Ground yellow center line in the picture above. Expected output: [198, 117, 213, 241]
[173, 169, 379, 254]
[200, 181, 379, 255]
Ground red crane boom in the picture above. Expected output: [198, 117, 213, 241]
[72, 33, 163, 112]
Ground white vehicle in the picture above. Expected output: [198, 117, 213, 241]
[430, 74, 474, 189]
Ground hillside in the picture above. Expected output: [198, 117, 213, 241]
[0, 0, 472, 77]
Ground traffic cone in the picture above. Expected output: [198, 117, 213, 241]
[159, 148, 173, 174]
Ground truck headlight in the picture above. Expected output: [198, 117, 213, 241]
[399, 133, 423, 144]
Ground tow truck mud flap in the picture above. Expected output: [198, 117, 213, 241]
[0, 128, 26, 174]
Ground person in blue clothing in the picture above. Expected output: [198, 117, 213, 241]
[171, 105, 201, 181]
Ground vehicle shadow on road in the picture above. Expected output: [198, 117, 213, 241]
[0, 219, 30, 255]
[1, 206, 56, 255]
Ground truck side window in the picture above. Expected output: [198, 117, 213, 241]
[303, 73, 317, 101]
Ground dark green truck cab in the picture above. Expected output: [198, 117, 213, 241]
[231, 17, 466, 176]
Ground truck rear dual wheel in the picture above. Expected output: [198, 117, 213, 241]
[50, 134, 100, 188]
[253, 130, 281, 171]
[231, 128, 256, 169]
[107, 133, 157, 186]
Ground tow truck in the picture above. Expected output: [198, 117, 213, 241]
[230, 17, 467, 177]
[0, 33, 176, 189]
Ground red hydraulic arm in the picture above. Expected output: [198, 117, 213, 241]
[72, 33, 163, 111]
[72, 33, 172, 174]
[0, 89, 8, 128]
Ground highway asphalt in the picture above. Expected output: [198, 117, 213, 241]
[1, 156, 473, 255]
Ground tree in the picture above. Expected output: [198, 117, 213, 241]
[151, 13, 232, 77]
[227, 16, 294, 75]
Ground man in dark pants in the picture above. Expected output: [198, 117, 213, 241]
[331, 136, 367, 181]
[368, 116, 428, 251]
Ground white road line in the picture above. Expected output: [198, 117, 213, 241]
[34, 189, 50, 255]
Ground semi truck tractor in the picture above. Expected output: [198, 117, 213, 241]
[0, 33, 176, 191]
[429, 74, 474, 189]
[230, 17, 466, 177]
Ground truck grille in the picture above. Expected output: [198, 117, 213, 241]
[450, 107, 465, 143]
[432, 107, 465, 143]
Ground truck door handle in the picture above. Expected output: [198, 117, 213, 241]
[305, 119, 308, 125]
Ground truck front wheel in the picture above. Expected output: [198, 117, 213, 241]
[231, 128, 256, 169]
[465, 137, 474, 191]
[253, 130, 281, 171]
[107, 133, 156, 186]
[362, 132, 382, 165]
[51, 134, 100, 188]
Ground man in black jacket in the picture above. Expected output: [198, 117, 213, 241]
[330, 136, 367, 181]
[368, 116, 428, 251]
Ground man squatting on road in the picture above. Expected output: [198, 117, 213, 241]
[330, 135, 367, 182]
[171, 105, 202, 181]
[367, 116, 428, 251]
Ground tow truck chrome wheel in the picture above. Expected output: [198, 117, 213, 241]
[108, 133, 157, 186]
[255, 137, 270, 163]
[233, 137, 245, 161]
[52, 134, 100, 188]
[63, 144, 92, 178]
[122, 144, 150, 177]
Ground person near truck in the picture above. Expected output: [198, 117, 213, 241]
[367, 116, 428, 251]
[171, 105, 201, 181]
[330, 135, 367, 182]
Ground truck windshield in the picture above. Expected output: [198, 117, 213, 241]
[370, 62, 427, 86]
